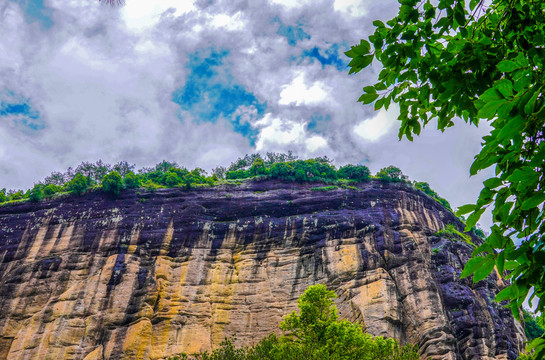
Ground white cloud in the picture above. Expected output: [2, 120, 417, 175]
[254, 114, 329, 155]
[306, 135, 328, 152]
[121, 0, 196, 31]
[279, 72, 331, 106]
[353, 106, 398, 142]
[207, 12, 246, 31]
[334, 0, 368, 17]
[269, 0, 314, 9]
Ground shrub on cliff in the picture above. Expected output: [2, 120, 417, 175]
[67, 173, 90, 195]
[337, 164, 371, 182]
[43, 184, 61, 198]
[29, 184, 43, 202]
[123, 172, 140, 189]
[376, 166, 408, 183]
[101, 171, 123, 195]
[168, 284, 419, 360]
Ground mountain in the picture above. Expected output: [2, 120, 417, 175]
[0, 180, 524, 359]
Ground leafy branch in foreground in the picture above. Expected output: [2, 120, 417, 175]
[348, 0, 544, 356]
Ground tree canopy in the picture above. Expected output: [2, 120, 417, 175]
[168, 284, 419, 360]
[347, 0, 544, 356]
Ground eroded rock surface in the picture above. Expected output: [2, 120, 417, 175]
[0, 181, 524, 359]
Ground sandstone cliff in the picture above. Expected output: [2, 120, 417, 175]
[0, 180, 525, 359]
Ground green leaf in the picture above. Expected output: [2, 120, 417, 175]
[358, 93, 379, 104]
[495, 284, 516, 302]
[350, 40, 371, 55]
[372, 20, 385, 28]
[483, 177, 502, 189]
[521, 193, 545, 210]
[477, 100, 505, 119]
[473, 257, 495, 282]
[494, 79, 513, 98]
[460, 256, 487, 279]
[497, 115, 525, 141]
[514, 52, 529, 68]
[496, 250, 505, 273]
[479, 88, 503, 102]
[363, 86, 376, 94]
[469, 0, 480, 11]
[527, 337, 545, 352]
[465, 207, 485, 231]
[524, 87, 541, 115]
[456, 204, 476, 216]
[375, 97, 385, 110]
[497, 60, 520, 73]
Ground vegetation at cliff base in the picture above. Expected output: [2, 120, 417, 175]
[168, 284, 419, 360]
[522, 309, 545, 341]
[348, 0, 545, 355]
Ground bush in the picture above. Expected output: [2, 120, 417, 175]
[123, 172, 141, 189]
[101, 171, 123, 195]
[67, 173, 90, 195]
[434, 224, 474, 247]
[269, 163, 295, 180]
[226, 169, 250, 180]
[168, 284, 419, 360]
[29, 184, 43, 202]
[414, 181, 452, 211]
[163, 171, 182, 187]
[9, 190, 24, 201]
[338, 164, 370, 181]
[523, 309, 545, 341]
[43, 184, 60, 197]
[376, 166, 408, 183]
[0, 189, 6, 203]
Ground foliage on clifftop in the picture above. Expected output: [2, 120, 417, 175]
[167, 284, 419, 360]
[1, 153, 451, 213]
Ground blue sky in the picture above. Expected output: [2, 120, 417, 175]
[0, 0, 493, 227]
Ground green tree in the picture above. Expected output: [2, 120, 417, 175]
[102, 171, 123, 195]
[168, 284, 418, 360]
[67, 173, 90, 196]
[0, 189, 6, 203]
[29, 184, 43, 202]
[414, 181, 452, 210]
[249, 158, 268, 176]
[376, 166, 408, 183]
[163, 171, 182, 187]
[348, 1, 545, 354]
[9, 190, 24, 201]
[43, 184, 61, 198]
[278, 284, 418, 359]
[123, 171, 141, 189]
[523, 309, 545, 341]
[338, 164, 371, 181]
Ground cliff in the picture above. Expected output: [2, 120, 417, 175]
[0, 180, 525, 359]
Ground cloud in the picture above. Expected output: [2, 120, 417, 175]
[0, 0, 497, 232]
[121, 0, 196, 31]
[353, 106, 398, 142]
[254, 114, 329, 155]
[279, 71, 330, 106]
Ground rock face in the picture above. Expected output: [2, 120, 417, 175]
[0, 180, 524, 360]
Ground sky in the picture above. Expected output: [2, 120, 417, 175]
[0, 0, 494, 228]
